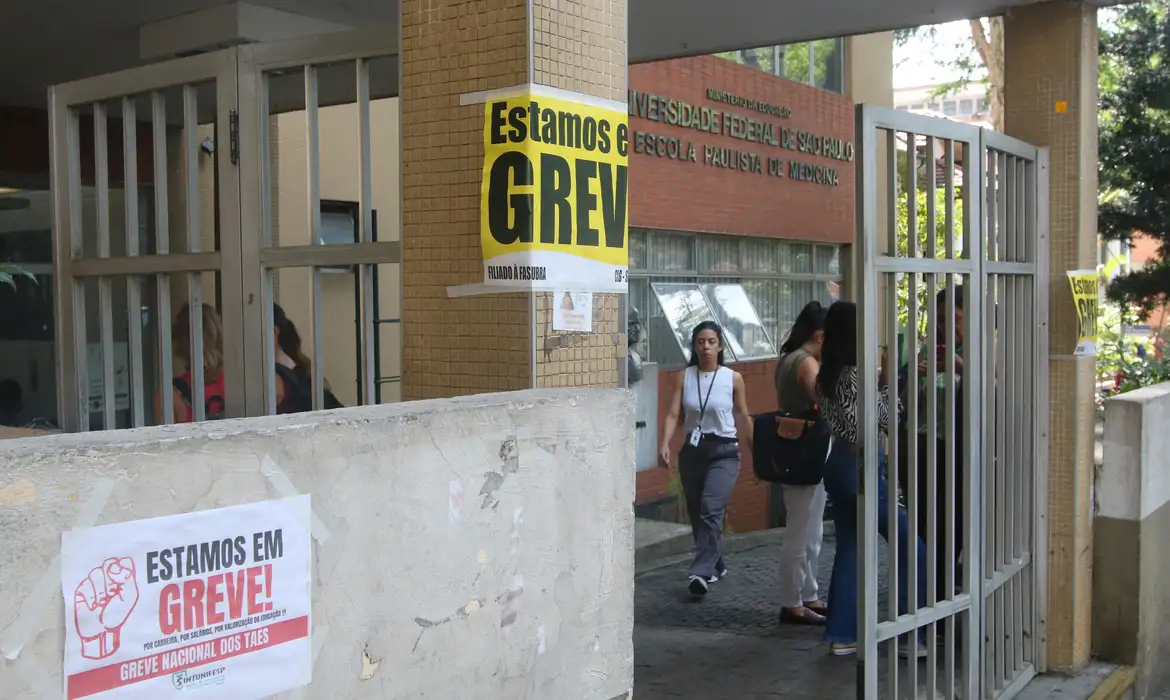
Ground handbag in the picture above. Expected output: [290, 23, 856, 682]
[751, 408, 831, 486]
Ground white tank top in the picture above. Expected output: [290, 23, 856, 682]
[681, 366, 737, 439]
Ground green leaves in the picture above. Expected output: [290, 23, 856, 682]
[1099, 0, 1170, 313]
[0, 263, 36, 290]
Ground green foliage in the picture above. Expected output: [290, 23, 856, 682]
[1096, 301, 1170, 416]
[895, 179, 963, 337]
[715, 41, 842, 88]
[1098, 0, 1170, 314]
[0, 263, 35, 290]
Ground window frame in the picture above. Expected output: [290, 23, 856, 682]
[714, 37, 845, 95]
[629, 229, 843, 369]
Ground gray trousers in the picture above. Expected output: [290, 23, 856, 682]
[678, 440, 741, 579]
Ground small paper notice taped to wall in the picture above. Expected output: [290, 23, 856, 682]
[552, 291, 593, 332]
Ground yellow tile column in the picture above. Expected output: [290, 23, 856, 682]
[401, 0, 628, 398]
[531, 0, 627, 389]
[1004, 0, 1098, 672]
[400, 0, 533, 399]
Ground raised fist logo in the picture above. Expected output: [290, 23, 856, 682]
[74, 557, 139, 660]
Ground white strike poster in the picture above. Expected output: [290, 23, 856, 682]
[60, 496, 312, 700]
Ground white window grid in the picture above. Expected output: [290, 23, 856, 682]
[629, 228, 843, 368]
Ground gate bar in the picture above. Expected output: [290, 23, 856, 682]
[304, 64, 324, 411]
[854, 103, 882, 698]
[357, 58, 376, 405]
[924, 133, 940, 700]
[152, 91, 174, 426]
[94, 102, 117, 430]
[183, 85, 206, 422]
[123, 97, 146, 428]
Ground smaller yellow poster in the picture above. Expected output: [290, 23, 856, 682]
[1067, 269, 1099, 356]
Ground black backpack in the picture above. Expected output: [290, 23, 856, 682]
[751, 409, 831, 486]
[172, 377, 226, 421]
[275, 364, 344, 413]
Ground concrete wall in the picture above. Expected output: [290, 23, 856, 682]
[0, 389, 635, 699]
[1095, 382, 1170, 697]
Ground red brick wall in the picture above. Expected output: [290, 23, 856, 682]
[637, 359, 780, 534]
[629, 57, 855, 533]
[628, 55, 855, 244]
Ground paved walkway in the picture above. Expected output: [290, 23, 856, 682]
[635, 527, 901, 699]
[633, 527, 1092, 700]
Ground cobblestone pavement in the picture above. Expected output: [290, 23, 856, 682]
[635, 527, 898, 699]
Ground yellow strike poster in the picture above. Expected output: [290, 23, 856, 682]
[479, 88, 629, 292]
[1067, 269, 1099, 356]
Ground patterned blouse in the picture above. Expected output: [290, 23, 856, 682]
[818, 366, 901, 445]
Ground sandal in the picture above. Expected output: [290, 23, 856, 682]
[779, 606, 826, 626]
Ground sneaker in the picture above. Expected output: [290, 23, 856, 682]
[829, 642, 857, 656]
[706, 568, 728, 584]
[898, 642, 929, 660]
[687, 575, 709, 597]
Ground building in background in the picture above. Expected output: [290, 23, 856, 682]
[894, 80, 992, 125]
[629, 35, 893, 532]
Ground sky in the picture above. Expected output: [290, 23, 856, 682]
[892, 20, 986, 89]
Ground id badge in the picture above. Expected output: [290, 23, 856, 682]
[688, 428, 701, 447]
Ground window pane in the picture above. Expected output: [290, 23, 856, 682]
[702, 284, 778, 359]
[629, 229, 648, 270]
[812, 38, 844, 94]
[943, 101, 957, 116]
[652, 282, 734, 363]
[959, 99, 974, 115]
[697, 235, 741, 274]
[715, 48, 774, 74]
[779, 242, 813, 274]
[814, 246, 840, 276]
[646, 231, 694, 272]
[742, 237, 780, 274]
[780, 43, 811, 83]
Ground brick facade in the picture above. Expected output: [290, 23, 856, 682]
[629, 56, 855, 244]
[630, 58, 855, 531]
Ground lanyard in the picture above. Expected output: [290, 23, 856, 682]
[695, 367, 719, 424]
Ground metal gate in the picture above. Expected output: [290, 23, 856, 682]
[49, 27, 401, 431]
[854, 104, 1049, 699]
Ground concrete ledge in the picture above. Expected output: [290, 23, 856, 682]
[0, 389, 635, 700]
[1095, 382, 1170, 698]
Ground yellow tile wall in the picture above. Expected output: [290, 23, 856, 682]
[1004, 0, 1099, 672]
[532, 0, 628, 389]
[400, 0, 533, 399]
[402, 0, 629, 396]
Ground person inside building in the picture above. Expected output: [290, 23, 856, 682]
[816, 301, 926, 656]
[659, 321, 754, 598]
[272, 303, 343, 413]
[774, 301, 830, 626]
[898, 284, 966, 599]
[164, 303, 226, 423]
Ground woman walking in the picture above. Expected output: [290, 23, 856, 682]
[660, 321, 754, 598]
[816, 301, 927, 656]
[774, 302, 829, 625]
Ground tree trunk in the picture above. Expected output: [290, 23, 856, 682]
[968, 17, 1005, 130]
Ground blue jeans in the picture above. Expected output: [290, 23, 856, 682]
[823, 440, 927, 644]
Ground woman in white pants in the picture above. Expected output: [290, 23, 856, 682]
[774, 302, 829, 626]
